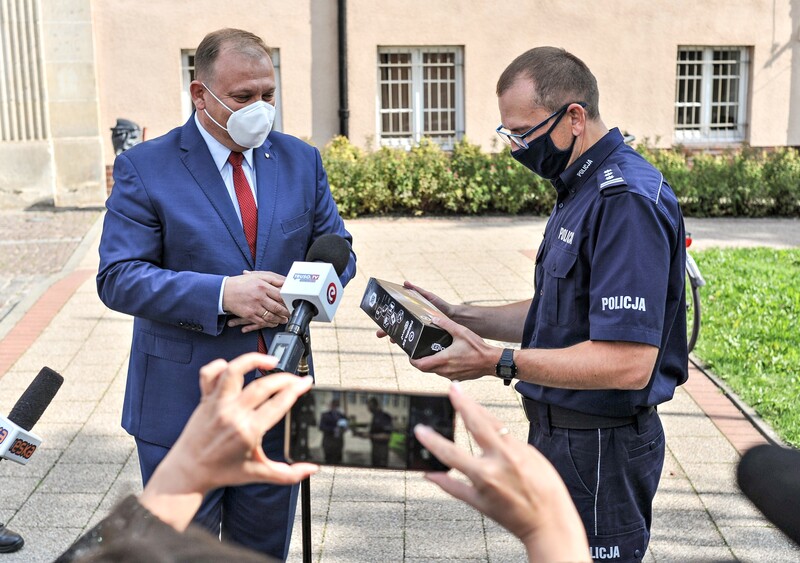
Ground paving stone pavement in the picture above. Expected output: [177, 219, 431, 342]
[0, 206, 103, 340]
[0, 210, 799, 562]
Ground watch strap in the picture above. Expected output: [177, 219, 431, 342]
[495, 348, 516, 386]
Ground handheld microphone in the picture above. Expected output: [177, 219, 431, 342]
[0, 366, 64, 465]
[263, 234, 351, 375]
[737, 444, 800, 546]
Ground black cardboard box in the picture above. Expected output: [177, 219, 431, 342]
[360, 278, 453, 359]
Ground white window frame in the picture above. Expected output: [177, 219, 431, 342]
[376, 46, 464, 150]
[674, 46, 749, 144]
[181, 49, 282, 132]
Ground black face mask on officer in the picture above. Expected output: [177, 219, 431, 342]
[511, 105, 576, 181]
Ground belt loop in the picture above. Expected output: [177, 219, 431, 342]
[523, 398, 552, 436]
[635, 406, 654, 434]
[541, 403, 552, 436]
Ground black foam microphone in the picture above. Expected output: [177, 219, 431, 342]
[0, 366, 64, 464]
[262, 235, 351, 376]
[737, 444, 800, 546]
[305, 234, 351, 279]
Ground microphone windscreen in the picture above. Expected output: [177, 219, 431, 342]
[8, 366, 64, 431]
[737, 444, 800, 546]
[306, 234, 351, 277]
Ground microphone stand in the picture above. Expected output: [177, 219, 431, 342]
[296, 330, 313, 563]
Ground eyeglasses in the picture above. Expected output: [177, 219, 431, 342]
[496, 102, 586, 150]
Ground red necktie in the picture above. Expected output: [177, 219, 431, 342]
[228, 152, 267, 355]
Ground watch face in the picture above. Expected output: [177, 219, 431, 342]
[498, 366, 513, 378]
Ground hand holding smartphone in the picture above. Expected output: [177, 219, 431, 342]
[285, 387, 455, 471]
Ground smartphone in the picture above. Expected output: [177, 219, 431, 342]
[285, 386, 455, 471]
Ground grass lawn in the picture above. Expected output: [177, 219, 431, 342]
[691, 247, 800, 447]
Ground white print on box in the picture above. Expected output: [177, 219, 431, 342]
[402, 321, 416, 345]
[375, 300, 404, 329]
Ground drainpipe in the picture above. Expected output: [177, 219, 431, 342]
[338, 0, 349, 137]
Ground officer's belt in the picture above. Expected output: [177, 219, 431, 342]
[522, 397, 655, 430]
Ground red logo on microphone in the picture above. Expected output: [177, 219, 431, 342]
[327, 283, 337, 304]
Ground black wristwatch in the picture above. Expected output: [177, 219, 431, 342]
[495, 348, 516, 386]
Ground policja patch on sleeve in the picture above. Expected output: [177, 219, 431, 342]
[598, 163, 628, 196]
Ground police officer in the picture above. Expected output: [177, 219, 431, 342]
[319, 399, 348, 463]
[366, 397, 393, 467]
[400, 47, 687, 563]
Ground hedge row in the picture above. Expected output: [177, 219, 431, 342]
[321, 136, 800, 218]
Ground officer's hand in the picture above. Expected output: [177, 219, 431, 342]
[224, 271, 290, 330]
[402, 281, 455, 317]
[374, 280, 453, 340]
[414, 382, 590, 563]
[410, 315, 497, 381]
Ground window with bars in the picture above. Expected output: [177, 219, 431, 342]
[181, 49, 282, 132]
[377, 47, 464, 149]
[675, 46, 749, 143]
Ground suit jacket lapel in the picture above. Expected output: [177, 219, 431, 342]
[180, 117, 254, 267]
[254, 138, 278, 268]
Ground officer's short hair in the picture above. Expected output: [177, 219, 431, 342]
[195, 28, 271, 84]
[496, 46, 600, 119]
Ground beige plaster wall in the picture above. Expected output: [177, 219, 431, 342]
[90, 0, 798, 164]
[91, 0, 337, 165]
[41, 0, 106, 206]
[346, 0, 796, 150]
[0, 0, 105, 207]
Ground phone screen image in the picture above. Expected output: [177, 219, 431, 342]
[285, 387, 455, 471]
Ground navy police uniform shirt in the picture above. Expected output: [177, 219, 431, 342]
[517, 128, 688, 417]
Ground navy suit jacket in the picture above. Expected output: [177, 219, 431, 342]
[97, 116, 356, 448]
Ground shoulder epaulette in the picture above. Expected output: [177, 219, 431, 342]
[597, 164, 629, 196]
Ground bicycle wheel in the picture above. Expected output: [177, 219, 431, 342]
[686, 276, 701, 353]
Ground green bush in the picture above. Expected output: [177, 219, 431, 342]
[762, 147, 800, 216]
[322, 136, 800, 218]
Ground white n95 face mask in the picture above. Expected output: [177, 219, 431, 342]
[202, 83, 275, 148]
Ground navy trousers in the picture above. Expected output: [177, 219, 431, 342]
[528, 410, 665, 563]
[135, 420, 299, 561]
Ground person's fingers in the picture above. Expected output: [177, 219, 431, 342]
[375, 328, 398, 344]
[262, 311, 289, 325]
[243, 270, 286, 288]
[245, 460, 318, 485]
[199, 359, 229, 397]
[424, 471, 484, 513]
[413, 424, 482, 481]
[430, 315, 459, 332]
[240, 322, 278, 332]
[403, 281, 443, 308]
[250, 376, 314, 431]
[403, 280, 424, 293]
[239, 371, 309, 408]
[261, 295, 290, 322]
[217, 353, 278, 397]
[447, 381, 509, 450]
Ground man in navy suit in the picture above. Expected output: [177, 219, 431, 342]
[97, 28, 356, 560]
[319, 398, 348, 463]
